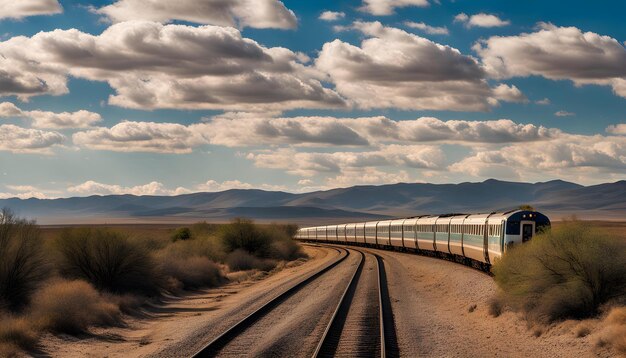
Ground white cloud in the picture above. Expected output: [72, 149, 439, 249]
[475, 23, 626, 98]
[67, 180, 191, 196]
[536, 98, 551, 105]
[0, 184, 53, 199]
[0, 0, 61, 20]
[449, 134, 626, 180]
[0, 102, 102, 128]
[0, 21, 346, 111]
[555, 110, 575, 117]
[316, 22, 514, 111]
[73, 121, 206, 154]
[606, 124, 626, 135]
[247, 145, 446, 177]
[359, 0, 429, 16]
[0, 124, 64, 153]
[491, 84, 528, 103]
[197, 115, 559, 147]
[0, 102, 22, 117]
[454, 13, 510, 28]
[405, 21, 449, 35]
[96, 0, 297, 29]
[319, 11, 345, 21]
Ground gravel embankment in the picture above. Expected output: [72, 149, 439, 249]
[368, 248, 611, 358]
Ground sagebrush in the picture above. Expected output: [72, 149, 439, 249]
[493, 221, 626, 322]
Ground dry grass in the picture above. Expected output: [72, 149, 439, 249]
[493, 220, 626, 323]
[0, 209, 49, 311]
[159, 255, 226, 290]
[597, 306, 626, 353]
[30, 280, 121, 334]
[0, 315, 38, 353]
[53, 228, 161, 295]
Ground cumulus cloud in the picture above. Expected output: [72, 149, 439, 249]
[491, 84, 529, 103]
[319, 11, 345, 21]
[454, 13, 510, 28]
[555, 110, 575, 117]
[405, 21, 449, 35]
[316, 22, 516, 111]
[606, 124, 626, 135]
[247, 145, 446, 177]
[536, 98, 551, 105]
[197, 114, 560, 147]
[449, 134, 626, 180]
[0, 0, 61, 20]
[0, 124, 64, 153]
[0, 185, 53, 199]
[73, 121, 207, 154]
[0, 102, 102, 128]
[96, 0, 297, 29]
[67, 180, 191, 196]
[0, 21, 346, 111]
[475, 23, 626, 98]
[359, 0, 429, 16]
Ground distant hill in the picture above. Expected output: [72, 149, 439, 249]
[1, 179, 624, 225]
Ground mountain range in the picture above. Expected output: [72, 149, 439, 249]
[1, 179, 624, 225]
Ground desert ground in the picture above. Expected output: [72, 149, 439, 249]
[27, 221, 625, 357]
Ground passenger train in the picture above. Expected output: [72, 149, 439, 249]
[295, 210, 550, 270]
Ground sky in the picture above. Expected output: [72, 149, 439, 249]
[0, 0, 624, 199]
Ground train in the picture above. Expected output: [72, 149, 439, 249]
[295, 210, 550, 270]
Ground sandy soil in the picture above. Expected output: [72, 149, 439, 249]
[37, 245, 338, 358]
[35, 244, 623, 357]
[366, 247, 621, 358]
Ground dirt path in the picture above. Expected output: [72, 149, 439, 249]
[366, 247, 617, 358]
[38, 245, 338, 358]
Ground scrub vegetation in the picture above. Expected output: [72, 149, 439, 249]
[0, 209, 305, 356]
[492, 220, 626, 352]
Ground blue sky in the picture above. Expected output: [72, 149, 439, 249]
[0, 0, 624, 198]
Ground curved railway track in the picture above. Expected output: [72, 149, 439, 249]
[192, 247, 350, 357]
[314, 248, 399, 358]
[192, 245, 399, 357]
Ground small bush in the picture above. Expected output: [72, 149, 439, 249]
[226, 250, 276, 272]
[493, 221, 626, 322]
[171, 227, 192, 242]
[220, 218, 273, 257]
[54, 228, 161, 295]
[0, 209, 49, 311]
[598, 307, 626, 353]
[0, 315, 38, 352]
[30, 280, 120, 334]
[160, 255, 225, 289]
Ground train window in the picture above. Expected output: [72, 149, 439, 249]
[506, 221, 520, 235]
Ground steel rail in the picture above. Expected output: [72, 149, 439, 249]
[191, 247, 349, 358]
[312, 249, 365, 357]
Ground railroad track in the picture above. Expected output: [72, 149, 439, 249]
[192, 246, 398, 357]
[314, 248, 399, 358]
[191, 247, 351, 357]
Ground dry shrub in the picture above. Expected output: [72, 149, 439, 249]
[226, 249, 276, 272]
[493, 221, 626, 323]
[30, 280, 120, 334]
[220, 218, 273, 257]
[0, 209, 49, 311]
[598, 307, 626, 353]
[104, 293, 145, 314]
[54, 228, 161, 295]
[160, 255, 226, 289]
[163, 235, 225, 263]
[0, 315, 38, 353]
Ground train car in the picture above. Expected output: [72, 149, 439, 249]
[296, 210, 550, 268]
